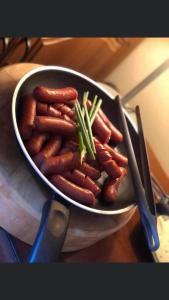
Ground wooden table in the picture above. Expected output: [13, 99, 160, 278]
[0, 63, 155, 262]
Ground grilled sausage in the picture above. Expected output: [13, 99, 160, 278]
[98, 108, 123, 143]
[59, 147, 70, 155]
[62, 114, 76, 126]
[102, 159, 122, 179]
[36, 102, 48, 115]
[51, 175, 96, 207]
[103, 178, 117, 203]
[87, 99, 123, 144]
[26, 132, 48, 156]
[34, 86, 78, 103]
[65, 99, 77, 107]
[104, 144, 128, 167]
[85, 156, 101, 169]
[103, 167, 127, 203]
[41, 151, 80, 175]
[37, 103, 62, 118]
[35, 116, 76, 136]
[63, 170, 101, 196]
[19, 94, 36, 140]
[63, 140, 78, 151]
[56, 104, 75, 119]
[94, 141, 112, 161]
[47, 106, 62, 117]
[59, 138, 78, 154]
[87, 101, 111, 144]
[94, 137, 128, 167]
[94, 138, 121, 179]
[33, 136, 62, 166]
[78, 162, 101, 180]
[92, 114, 111, 144]
[53, 103, 64, 109]
[59, 139, 78, 155]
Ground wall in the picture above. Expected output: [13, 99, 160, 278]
[105, 38, 169, 178]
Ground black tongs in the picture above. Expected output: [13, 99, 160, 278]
[115, 96, 160, 252]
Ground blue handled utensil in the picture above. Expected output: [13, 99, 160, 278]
[115, 97, 159, 252]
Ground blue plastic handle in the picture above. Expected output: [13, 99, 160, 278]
[27, 198, 70, 263]
[140, 201, 160, 252]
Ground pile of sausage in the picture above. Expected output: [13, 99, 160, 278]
[19, 86, 128, 207]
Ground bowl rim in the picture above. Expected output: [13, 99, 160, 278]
[12, 65, 137, 215]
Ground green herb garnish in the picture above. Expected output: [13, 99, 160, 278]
[75, 91, 102, 162]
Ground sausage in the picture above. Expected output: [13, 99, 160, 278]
[26, 132, 48, 156]
[53, 104, 64, 110]
[35, 116, 76, 136]
[96, 150, 112, 162]
[103, 167, 127, 203]
[19, 94, 36, 140]
[87, 99, 122, 144]
[54, 101, 77, 108]
[62, 114, 76, 126]
[94, 138, 121, 179]
[51, 175, 96, 207]
[92, 114, 111, 144]
[59, 139, 78, 155]
[86, 156, 104, 171]
[34, 86, 78, 104]
[53, 103, 76, 124]
[63, 170, 101, 196]
[78, 162, 101, 180]
[86, 151, 104, 171]
[36, 102, 48, 115]
[87, 101, 111, 144]
[98, 108, 123, 143]
[59, 147, 70, 155]
[66, 99, 76, 107]
[94, 137, 111, 162]
[102, 159, 122, 179]
[103, 144, 128, 167]
[41, 151, 80, 175]
[94, 142, 112, 161]
[63, 140, 78, 151]
[56, 104, 75, 119]
[94, 137, 128, 167]
[88, 99, 123, 143]
[103, 178, 117, 203]
[33, 136, 62, 166]
[47, 106, 62, 117]
[37, 103, 62, 117]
